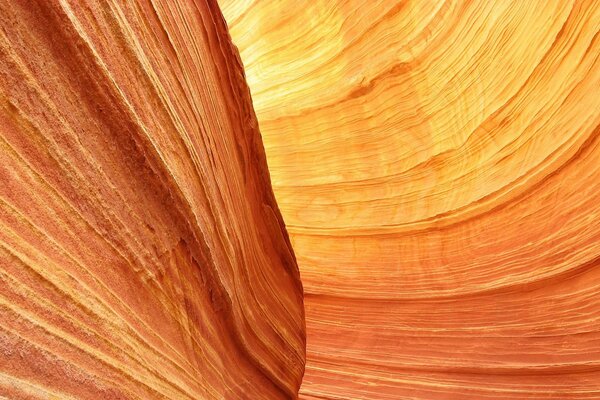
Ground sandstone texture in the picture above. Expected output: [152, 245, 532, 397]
[3, 0, 600, 399]
[0, 1, 304, 399]
[220, 0, 600, 399]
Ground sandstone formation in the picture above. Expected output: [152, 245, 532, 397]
[3, 0, 600, 399]
[219, 0, 600, 398]
[0, 1, 304, 399]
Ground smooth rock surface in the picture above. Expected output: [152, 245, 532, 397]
[0, 1, 304, 399]
[219, 0, 600, 398]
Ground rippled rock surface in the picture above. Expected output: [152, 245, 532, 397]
[0, 1, 304, 399]
[3, 0, 600, 399]
[220, 1, 600, 399]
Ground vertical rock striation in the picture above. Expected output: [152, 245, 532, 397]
[220, 0, 600, 398]
[0, 0, 304, 399]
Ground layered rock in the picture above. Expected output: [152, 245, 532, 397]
[220, 0, 600, 398]
[0, 1, 304, 399]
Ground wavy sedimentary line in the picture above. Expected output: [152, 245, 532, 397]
[220, 0, 600, 398]
[0, 0, 304, 399]
[2, 0, 599, 398]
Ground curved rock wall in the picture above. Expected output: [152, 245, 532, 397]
[0, 1, 304, 399]
[219, 0, 600, 398]
[3, 0, 600, 398]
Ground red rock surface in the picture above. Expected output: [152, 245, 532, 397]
[0, 1, 304, 399]
[3, 0, 600, 399]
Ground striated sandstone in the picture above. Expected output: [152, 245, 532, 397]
[220, 0, 600, 399]
[3, 0, 600, 398]
[0, 1, 304, 399]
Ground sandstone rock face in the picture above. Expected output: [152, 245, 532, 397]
[220, 0, 600, 398]
[0, 1, 304, 399]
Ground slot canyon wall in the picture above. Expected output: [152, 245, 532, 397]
[219, 0, 600, 399]
[0, 1, 304, 399]
[1, 0, 600, 399]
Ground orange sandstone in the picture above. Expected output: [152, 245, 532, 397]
[3, 0, 600, 399]
[220, 0, 600, 398]
[0, 1, 304, 399]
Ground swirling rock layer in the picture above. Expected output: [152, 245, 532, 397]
[0, 1, 304, 399]
[220, 0, 600, 398]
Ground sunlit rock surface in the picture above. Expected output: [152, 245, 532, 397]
[220, 0, 600, 398]
[0, 1, 304, 399]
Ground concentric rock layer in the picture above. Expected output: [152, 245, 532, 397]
[3, 0, 600, 398]
[0, 1, 304, 399]
[219, 0, 600, 398]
